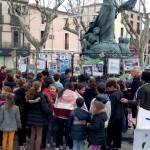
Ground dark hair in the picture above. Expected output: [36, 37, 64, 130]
[6, 73, 14, 81]
[28, 72, 34, 77]
[125, 82, 132, 89]
[1, 66, 6, 71]
[58, 82, 74, 98]
[65, 68, 72, 75]
[36, 73, 42, 79]
[85, 75, 90, 84]
[54, 73, 60, 81]
[28, 74, 34, 80]
[78, 74, 86, 82]
[69, 75, 78, 83]
[16, 70, 21, 76]
[26, 81, 42, 100]
[76, 83, 85, 90]
[76, 98, 84, 107]
[3, 86, 12, 92]
[141, 71, 150, 83]
[96, 83, 106, 94]
[5, 93, 15, 111]
[117, 80, 126, 91]
[41, 70, 49, 77]
[95, 76, 101, 82]
[89, 78, 96, 89]
[106, 80, 117, 89]
[21, 72, 27, 79]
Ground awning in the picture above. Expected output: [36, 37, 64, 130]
[0, 49, 30, 57]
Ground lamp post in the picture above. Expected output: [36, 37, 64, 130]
[63, 14, 98, 53]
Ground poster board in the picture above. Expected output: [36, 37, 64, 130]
[37, 60, 46, 70]
[60, 60, 69, 73]
[28, 64, 36, 74]
[19, 64, 27, 73]
[123, 58, 139, 71]
[10, 50, 17, 68]
[82, 65, 93, 77]
[92, 61, 104, 76]
[108, 58, 120, 75]
[49, 63, 57, 76]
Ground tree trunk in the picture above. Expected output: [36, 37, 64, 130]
[138, 48, 145, 70]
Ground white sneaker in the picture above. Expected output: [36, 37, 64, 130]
[47, 143, 50, 148]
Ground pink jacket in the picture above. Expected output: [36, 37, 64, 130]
[54, 89, 77, 119]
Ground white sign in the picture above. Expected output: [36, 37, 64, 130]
[108, 58, 120, 75]
[60, 55, 66, 60]
[93, 62, 104, 76]
[37, 60, 46, 70]
[52, 54, 58, 60]
[19, 64, 27, 73]
[66, 54, 72, 60]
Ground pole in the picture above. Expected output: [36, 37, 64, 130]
[78, 25, 81, 53]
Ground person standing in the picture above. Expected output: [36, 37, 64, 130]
[106, 80, 125, 150]
[60, 69, 72, 86]
[130, 66, 142, 117]
[0, 66, 7, 90]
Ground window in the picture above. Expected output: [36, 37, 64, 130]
[41, 18, 45, 24]
[13, 30, 19, 48]
[130, 21, 133, 26]
[148, 46, 150, 54]
[131, 14, 133, 18]
[49, 35, 54, 40]
[65, 33, 69, 50]
[120, 28, 124, 37]
[137, 16, 140, 20]
[137, 23, 140, 34]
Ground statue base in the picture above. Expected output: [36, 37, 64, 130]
[84, 42, 122, 59]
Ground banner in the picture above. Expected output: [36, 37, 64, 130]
[78, 58, 100, 65]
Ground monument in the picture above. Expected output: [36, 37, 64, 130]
[80, 0, 137, 59]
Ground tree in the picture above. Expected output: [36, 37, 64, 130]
[63, 0, 96, 38]
[6, 0, 64, 52]
[121, 0, 150, 69]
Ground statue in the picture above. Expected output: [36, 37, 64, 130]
[83, 0, 137, 59]
[79, 27, 100, 52]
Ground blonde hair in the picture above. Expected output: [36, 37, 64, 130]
[5, 93, 15, 111]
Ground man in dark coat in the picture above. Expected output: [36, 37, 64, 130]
[130, 66, 142, 118]
[60, 68, 72, 86]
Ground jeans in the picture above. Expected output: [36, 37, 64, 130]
[101, 128, 107, 150]
[42, 125, 49, 149]
[107, 120, 122, 148]
[47, 120, 58, 144]
[73, 140, 84, 150]
[2, 131, 15, 150]
[56, 118, 72, 149]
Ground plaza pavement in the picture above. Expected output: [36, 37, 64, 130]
[13, 130, 133, 150]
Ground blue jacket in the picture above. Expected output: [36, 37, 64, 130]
[60, 73, 70, 86]
[67, 108, 91, 141]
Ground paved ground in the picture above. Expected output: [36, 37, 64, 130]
[13, 129, 134, 150]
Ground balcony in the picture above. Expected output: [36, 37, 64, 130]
[0, 15, 4, 24]
[10, 17, 20, 26]
[0, 42, 30, 50]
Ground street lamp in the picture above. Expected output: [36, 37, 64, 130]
[63, 13, 98, 53]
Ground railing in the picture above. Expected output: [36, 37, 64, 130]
[0, 42, 30, 49]
[10, 17, 20, 25]
[0, 15, 4, 24]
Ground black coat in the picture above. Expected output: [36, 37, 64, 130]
[42, 77, 54, 91]
[83, 88, 97, 110]
[87, 109, 107, 145]
[109, 90, 125, 121]
[130, 77, 142, 99]
[5, 80, 16, 89]
[27, 92, 52, 127]
[67, 108, 91, 141]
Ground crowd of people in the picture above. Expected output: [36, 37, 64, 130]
[0, 65, 150, 150]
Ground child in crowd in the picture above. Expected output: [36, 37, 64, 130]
[0, 93, 22, 150]
[46, 84, 58, 101]
[90, 83, 111, 150]
[47, 96, 58, 148]
[54, 73, 63, 90]
[67, 98, 91, 150]
[87, 101, 107, 150]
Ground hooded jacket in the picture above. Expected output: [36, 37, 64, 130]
[54, 89, 77, 119]
[60, 73, 70, 86]
[83, 88, 98, 111]
[67, 108, 91, 141]
[90, 94, 111, 127]
[0, 102, 22, 131]
[4, 79, 16, 89]
[87, 108, 107, 145]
